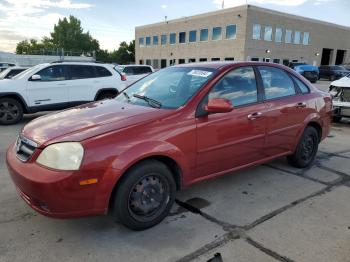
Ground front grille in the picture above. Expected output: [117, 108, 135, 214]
[15, 135, 38, 162]
[303, 71, 317, 78]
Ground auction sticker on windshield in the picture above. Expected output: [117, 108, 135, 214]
[187, 70, 213, 78]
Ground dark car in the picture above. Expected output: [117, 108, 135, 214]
[341, 63, 350, 71]
[293, 64, 319, 83]
[6, 62, 332, 230]
[319, 65, 350, 81]
[0, 67, 28, 80]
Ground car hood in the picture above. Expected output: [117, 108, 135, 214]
[21, 100, 171, 147]
[331, 76, 350, 88]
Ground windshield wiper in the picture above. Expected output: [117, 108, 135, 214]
[133, 94, 162, 108]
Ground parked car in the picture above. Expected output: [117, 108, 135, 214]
[0, 62, 16, 72]
[0, 66, 28, 80]
[318, 65, 350, 81]
[0, 61, 127, 125]
[288, 62, 307, 69]
[341, 63, 350, 70]
[117, 65, 154, 86]
[329, 73, 350, 122]
[293, 64, 319, 83]
[6, 62, 332, 230]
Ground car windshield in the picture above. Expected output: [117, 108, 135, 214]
[11, 65, 42, 80]
[0, 68, 11, 79]
[115, 66, 216, 109]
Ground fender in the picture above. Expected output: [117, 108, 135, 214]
[94, 88, 119, 101]
[0, 92, 30, 112]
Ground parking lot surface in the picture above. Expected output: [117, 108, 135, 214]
[1, 81, 350, 262]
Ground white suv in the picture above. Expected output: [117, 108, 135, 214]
[0, 61, 127, 125]
[117, 65, 154, 86]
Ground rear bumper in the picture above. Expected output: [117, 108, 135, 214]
[6, 143, 108, 218]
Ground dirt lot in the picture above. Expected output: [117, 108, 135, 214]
[1, 80, 350, 262]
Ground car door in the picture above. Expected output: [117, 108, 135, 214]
[257, 66, 308, 157]
[66, 65, 98, 104]
[26, 65, 69, 108]
[195, 66, 267, 179]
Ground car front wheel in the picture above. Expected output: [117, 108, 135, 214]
[0, 98, 23, 125]
[287, 126, 319, 168]
[112, 160, 176, 230]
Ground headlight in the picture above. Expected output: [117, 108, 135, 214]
[36, 142, 84, 171]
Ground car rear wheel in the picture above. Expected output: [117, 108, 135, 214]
[112, 160, 176, 230]
[0, 98, 23, 125]
[287, 126, 319, 168]
[332, 116, 342, 123]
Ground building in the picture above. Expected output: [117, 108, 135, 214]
[135, 5, 350, 69]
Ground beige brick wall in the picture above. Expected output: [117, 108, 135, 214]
[135, 5, 350, 67]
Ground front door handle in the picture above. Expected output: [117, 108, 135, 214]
[296, 102, 307, 108]
[247, 112, 263, 120]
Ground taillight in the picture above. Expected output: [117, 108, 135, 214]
[121, 73, 127, 81]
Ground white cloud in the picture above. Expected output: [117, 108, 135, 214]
[0, 0, 92, 52]
[213, 0, 330, 8]
[161, 4, 167, 9]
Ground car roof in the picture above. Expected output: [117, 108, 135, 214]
[120, 65, 152, 68]
[173, 61, 290, 70]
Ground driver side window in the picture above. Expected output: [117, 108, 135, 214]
[35, 65, 66, 81]
[208, 67, 258, 107]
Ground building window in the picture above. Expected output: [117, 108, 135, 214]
[273, 58, 280, 64]
[251, 57, 260, 61]
[160, 59, 167, 68]
[178, 59, 185, 64]
[200, 29, 209, 41]
[212, 27, 222, 40]
[226, 25, 236, 39]
[285, 29, 292, 43]
[153, 36, 159, 45]
[211, 58, 220, 61]
[153, 59, 159, 69]
[252, 24, 261, 40]
[303, 32, 310, 45]
[146, 37, 151, 46]
[169, 59, 176, 66]
[139, 37, 144, 47]
[139, 60, 144, 65]
[263, 58, 271, 62]
[264, 26, 272, 41]
[294, 31, 301, 44]
[225, 57, 235, 61]
[275, 28, 283, 42]
[189, 30, 197, 42]
[146, 59, 152, 65]
[179, 32, 186, 43]
[170, 33, 176, 45]
[199, 58, 207, 62]
[161, 35, 167, 45]
[283, 59, 290, 66]
[188, 58, 196, 63]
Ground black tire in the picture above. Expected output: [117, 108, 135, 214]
[112, 160, 176, 230]
[332, 116, 342, 123]
[287, 126, 319, 168]
[98, 91, 117, 100]
[0, 98, 23, 125]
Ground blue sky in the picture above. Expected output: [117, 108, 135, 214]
[0, 0, 349, 52]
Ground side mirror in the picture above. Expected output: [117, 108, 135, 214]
[31, 74, 41, 81]
[205, 98, 233, 114]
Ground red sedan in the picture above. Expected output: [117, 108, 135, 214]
[6, 62, 332, 230]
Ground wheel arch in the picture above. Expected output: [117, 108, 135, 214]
[94, 88, 119, 101]
[0, 92, 29, 113]
[306, 121, 322, 143]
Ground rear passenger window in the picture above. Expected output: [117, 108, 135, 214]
[291, 75, 310, 94]
[208, 67, 258, 107]
[69, 65, 96, 80]
[95, 66, 112, 77]
[134, 67, 152, 75]
[258, 66, 296, 100]
[123, 67, 134, 75]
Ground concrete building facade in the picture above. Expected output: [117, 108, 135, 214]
[135, 5, 350, 69]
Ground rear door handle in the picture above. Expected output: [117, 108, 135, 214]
[296, 102, 307, 108]
[247, 112, 263, 120]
